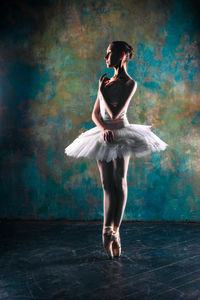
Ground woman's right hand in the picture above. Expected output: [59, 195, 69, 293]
[99, 73, 110, 92]
[103, 128, 115, 143]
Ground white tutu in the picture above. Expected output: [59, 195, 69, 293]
[65, 123, 168, 162]
[64, 93, 168, 162]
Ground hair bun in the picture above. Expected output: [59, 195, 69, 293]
[127, 44, 134, 60]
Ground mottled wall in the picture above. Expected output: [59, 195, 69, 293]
[0, 0, 200, 220]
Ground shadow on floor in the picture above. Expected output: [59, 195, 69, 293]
[0, 220, 200, 300]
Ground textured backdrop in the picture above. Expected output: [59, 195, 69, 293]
[0, 0, 200, 220]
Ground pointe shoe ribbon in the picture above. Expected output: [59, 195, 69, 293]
[102, 226, 114, 260]
[112, 229, 121, 257]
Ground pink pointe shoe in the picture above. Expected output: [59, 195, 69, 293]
[102, 226, 114, 260]
[112, 229, 121, 257]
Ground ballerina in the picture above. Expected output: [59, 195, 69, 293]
[65, 41, 168, 259]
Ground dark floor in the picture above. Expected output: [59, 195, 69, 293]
[0, 221, 200, 300]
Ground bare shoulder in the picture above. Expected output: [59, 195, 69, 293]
[125, 78, 137, 94]
[126, 78, 137, 87]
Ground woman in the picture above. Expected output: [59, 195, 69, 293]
[65, 41, 168, 260]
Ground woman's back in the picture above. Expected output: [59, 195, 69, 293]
[99, 91, 130, 121]
[98, 77, 135, 130]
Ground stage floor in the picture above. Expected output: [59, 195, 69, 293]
[0, 220, 200, 299]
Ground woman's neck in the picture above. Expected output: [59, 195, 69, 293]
[112, 66, 127, 80]
[111, 71, 127, 82]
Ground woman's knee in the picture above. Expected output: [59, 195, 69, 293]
[97, 160, 115, 192]
[101, 178, 116, 192]
[114, 176, 127, 190]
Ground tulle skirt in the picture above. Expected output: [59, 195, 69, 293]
[64, 120, 168, 162]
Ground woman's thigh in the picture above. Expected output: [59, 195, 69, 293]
[113, 155, 131, 185]
[97, 160, 115, 189]
[97, 155, 130, 185]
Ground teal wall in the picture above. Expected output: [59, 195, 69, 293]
[1, 0, 200, 220]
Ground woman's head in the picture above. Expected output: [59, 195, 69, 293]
[105, 41, 135, 68]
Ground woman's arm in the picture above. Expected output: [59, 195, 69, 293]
[97, 89, 114, 120]
[98, 74, 114, 119]
[91, 96, 107, 131]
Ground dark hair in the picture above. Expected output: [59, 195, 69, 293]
[110, 41, 135, 63]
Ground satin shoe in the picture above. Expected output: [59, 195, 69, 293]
[102, 226, 114, 260]
[112, 229, 121, 257]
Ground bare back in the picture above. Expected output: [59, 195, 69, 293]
[99, 76, 137, 119]
[102, 78, 135, 106]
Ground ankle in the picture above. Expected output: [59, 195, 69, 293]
[113, 226, 119, 233]
[103, 225, 113, 234]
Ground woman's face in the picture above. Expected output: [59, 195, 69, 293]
[104, 45, 124, 68]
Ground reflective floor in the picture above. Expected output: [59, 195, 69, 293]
[0, 220, 200, 299]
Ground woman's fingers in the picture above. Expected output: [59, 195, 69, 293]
[110, 131, 114, 142]
[111, 131, 115, 140]
[104, 130, 114, 143]
[101, 76, 110, 90]
[102, 77, 109, 86]
[104, 80, 111, 87]
[100, 73, 107, 82]
[99, 74, 109, 91]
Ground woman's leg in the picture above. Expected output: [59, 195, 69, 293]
[97, 159, 117, 227]
[113, 154, 131, 232]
